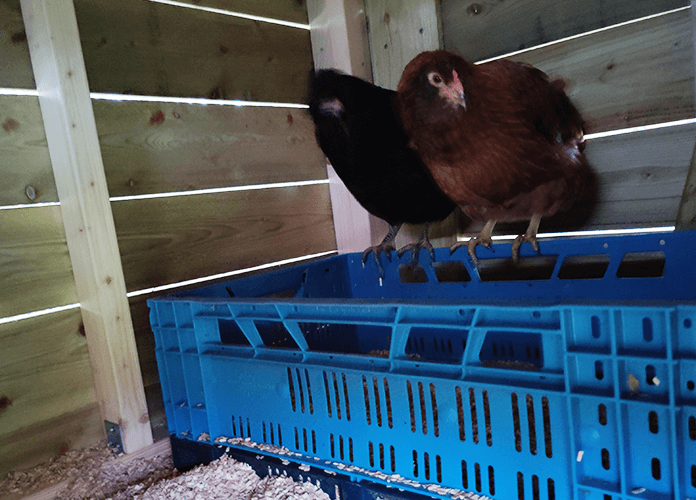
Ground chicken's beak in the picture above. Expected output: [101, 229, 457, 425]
[440, 70, 466, 109]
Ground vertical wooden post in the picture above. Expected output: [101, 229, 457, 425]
[20, 0, 153, 453]
[675, 1, 696, 230]
[307, 0, 385, 252]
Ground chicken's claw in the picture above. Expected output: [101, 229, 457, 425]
[361, 223, 402, 278]
[466, 235, 494, 264]
[361, 241, 395, 278]
[511, 234, 540, 263]
[397, 239, 435, 262]
[397, 224, 435, 263]
[511, 214, 542, 263]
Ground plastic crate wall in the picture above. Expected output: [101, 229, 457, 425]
[148, 231, 696, 500]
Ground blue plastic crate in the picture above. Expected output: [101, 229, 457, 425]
[148, 231, 696, 500]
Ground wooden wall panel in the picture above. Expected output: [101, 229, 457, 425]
[0, 207, 78, 318]
[0, 309, 103, 475]
[0, 96, 56, 206]
[365, 0, 443, 90]
[95, 102, 325, 197]
[0, 0, 34, 89]
[507, 10, 693, 133]
[173, 0, 309, 24]
[71, 0, 312, 102]
[113, 184, 336, 292]
[1, 97, 326, 205]
[443, 0, 688, 62]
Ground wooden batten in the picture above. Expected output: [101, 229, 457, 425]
[307, 0, 375, 252]
[675, 0, 696, 230]
[442, 0, 689, 62]
[20, 0, 152, 454]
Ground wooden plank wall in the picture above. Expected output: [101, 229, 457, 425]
[0, 0, 334, 475]
[441, 0, 695, 235]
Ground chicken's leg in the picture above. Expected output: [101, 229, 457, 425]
[450, 219, 496, 264]
[511, 214, 541, 262]
[362, 223, 402, 277]
[396, 223, 436, 263]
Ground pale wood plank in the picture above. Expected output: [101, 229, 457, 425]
[95, 101, 326, 197]
[675, 2, 696, 230]
[0, 206, 78, 318]
[443, 0, 688, 62]
[365, 0, 443, 90]
[508, 9, 694, 134]
[0, 403, 104, 479]
[0, 96, 57, 206]
[21, 0, 152, 453]
[0, 309, 104, 476]
[0, 0, 34, 89]
[1, 97, 327, 204]
[171, 0, 309, 25]
[72, 0, 312, 103]
[308, 0, 374, 252]
[113, 184, 336, 292]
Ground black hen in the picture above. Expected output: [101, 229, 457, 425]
[308, 69, 456, 274]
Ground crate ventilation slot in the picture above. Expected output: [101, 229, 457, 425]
[406, 327, 467, 364]
[480, 331, 544, 370]
[406, 381, 439, 436]
[255, 321, 298, 349]
[294, 428, 316, 454]
[399, 263, 428, 283]
[558, 254, 610, 279]
[219, 318, 249, 346]
[478, 255, 557, 282]
[287, 368, 313, 414]
[616, 251, 665, 278]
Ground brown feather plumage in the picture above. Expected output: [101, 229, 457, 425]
[397, 50, 590, 260]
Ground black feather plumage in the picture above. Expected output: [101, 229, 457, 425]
[308, 69, 456, 267]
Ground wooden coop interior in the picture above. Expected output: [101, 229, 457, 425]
[1, 0, 695, 483]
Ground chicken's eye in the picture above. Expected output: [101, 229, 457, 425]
[427, 72, 444, 86]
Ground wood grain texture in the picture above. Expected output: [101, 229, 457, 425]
[172, 0, 309, 24]
[0, 0, 34, 89]
[508, 9, 694, 133]
[365, 0, 443, 90]
[0, 308, 103, 476]
[72, 0, 313, 102]
[0, 206, 78, 318]
[443, 0, 688, 62]
[308, 0, 374, 253]
[458, 124, 696, 236]
[95, 101, 326, 197]
[0, 96, 57, 206]
[113, 184, 336, 292]
[22, 0, 152, 453]
[1, 97, 327, 205]
[0, 404, 104, 477]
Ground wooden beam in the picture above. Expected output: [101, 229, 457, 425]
[20, 0, 152, 453]
[307, 0, 377, 252]
[675, 1, 696, 230]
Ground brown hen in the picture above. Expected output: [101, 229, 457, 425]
[397, 50, 590, 263]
